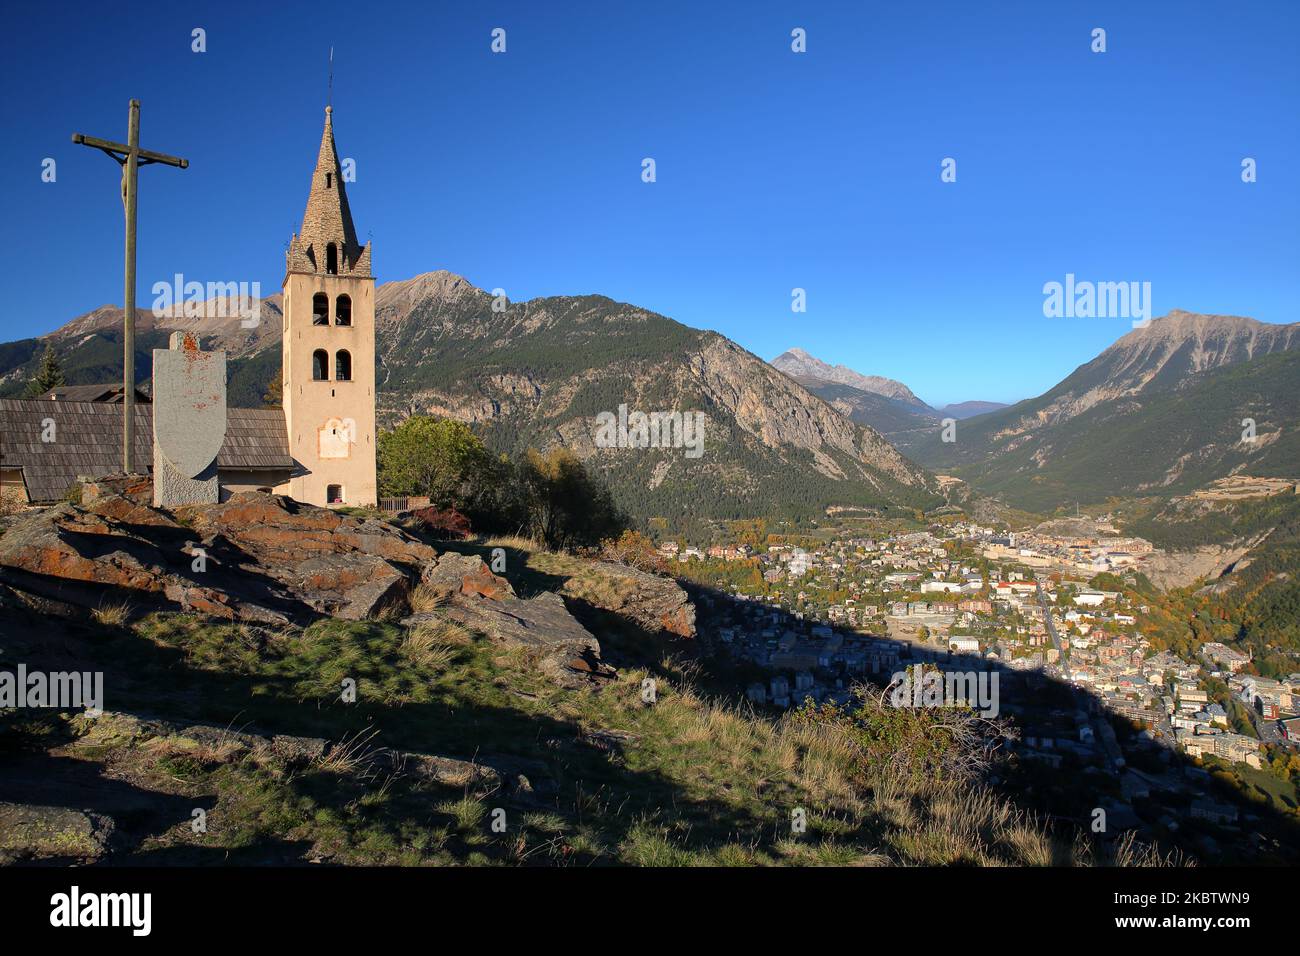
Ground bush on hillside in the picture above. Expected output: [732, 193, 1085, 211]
[377, 418, 505, 519]
[790, 681, 1014, 789]
[377, 416, 628, 551]
[408, 506, 472, 541]
[593, 530, 670, 574]
[519, 447, 626, 551]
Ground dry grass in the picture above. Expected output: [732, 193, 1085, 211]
[529, 550, 640, 609]
[578, 666, 1180, 867]
[564, 570, 636, 609]
[91, 600, 132, 627]
[314, 727, 384, 779]
[143, 730, 246, 767]
[401, 617, 472, 668]
[1105, 830, 1194, 867]
[408, 583, 449, 613]
[481, 534, 542, 552]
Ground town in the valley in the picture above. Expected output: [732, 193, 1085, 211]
[660, 511, 1300, 856]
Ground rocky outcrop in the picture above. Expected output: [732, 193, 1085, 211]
[180, 493, 437, 620]
[1144, 541, 1263, 591]
[0, 481, 649, 690]
[0, 486, 439, 622]
[410, 591, 612, 688]
[0, 802, 116, 865]
[420, 551, 516, 602]
[560, 560, 695, 638]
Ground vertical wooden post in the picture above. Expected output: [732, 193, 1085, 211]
[122, 99, 140, 474]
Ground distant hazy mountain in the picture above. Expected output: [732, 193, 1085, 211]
[771, 348, 931, 409]
[937, 401, 1008, 420]
[909, 310, 1300, 511]
[770, 348, 1018, 447]
[0, 272, 940, 521]
[770, 347, 944, 452]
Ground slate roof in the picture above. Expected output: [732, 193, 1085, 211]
[0, 399, 291, 502]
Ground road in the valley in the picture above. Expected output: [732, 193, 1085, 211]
[1035, 582, 1068, 669]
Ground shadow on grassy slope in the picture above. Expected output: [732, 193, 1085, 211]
[3, 532, 1294, 866]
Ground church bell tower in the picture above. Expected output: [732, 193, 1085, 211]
[279, 106, 377, 507]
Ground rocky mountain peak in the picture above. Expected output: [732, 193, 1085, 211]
[1090, 310, 1300, 396]
[377, 270, 486, 313]
[772, 348, 930, 409]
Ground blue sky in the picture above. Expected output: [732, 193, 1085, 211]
[4, 0, 1297, 407]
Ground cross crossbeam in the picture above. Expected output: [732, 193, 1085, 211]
[70, 133, 189, 170]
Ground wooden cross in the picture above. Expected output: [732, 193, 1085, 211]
[72, 99, 188, 475]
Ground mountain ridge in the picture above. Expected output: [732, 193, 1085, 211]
[908, 310, 1300, 510]
[769, 346, 1013, 442]
[0, 271, 941, 522]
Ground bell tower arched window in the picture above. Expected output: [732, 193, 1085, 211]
[335, 294, 352, 326]
[312, 349, 328, 381]
[326, 243, 338, 275]
[312, 293, 328, 325]
[335, 350, 352, 382]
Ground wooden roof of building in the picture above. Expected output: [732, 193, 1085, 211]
[0, 399, 291, 502]
[39, 384, 153, 404]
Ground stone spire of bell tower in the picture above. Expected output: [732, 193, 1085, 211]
[285, 107, 371, 279]
[277, 104, 377, 509]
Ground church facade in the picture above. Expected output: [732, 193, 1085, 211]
[0, 106, 378, 509]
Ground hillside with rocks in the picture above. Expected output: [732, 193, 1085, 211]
[0, 476, 704, 687]
[0, 480, 1163, 867]
[788, 378, 942, 453]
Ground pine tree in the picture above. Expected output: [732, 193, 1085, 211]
[25, 345, 65, 397]
[262, 364, 283, 407]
